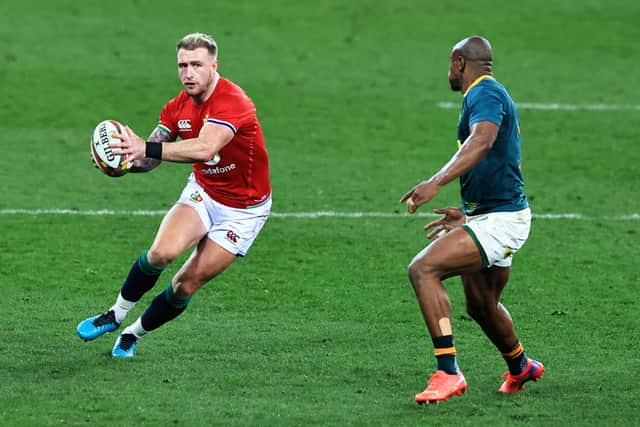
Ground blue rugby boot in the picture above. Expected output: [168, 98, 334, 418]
[77, 310, 120, 341]
[112, 333, 138, 358]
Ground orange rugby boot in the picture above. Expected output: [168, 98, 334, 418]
[498, 358, 544, 394]
[415, 370, 467, 404]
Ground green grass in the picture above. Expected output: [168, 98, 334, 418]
[2, 217, 638, 425]
[1, 0, 639, 425]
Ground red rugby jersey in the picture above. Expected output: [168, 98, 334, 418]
[158, 75, 271, 208]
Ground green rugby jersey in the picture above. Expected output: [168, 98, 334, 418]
[457, 75, 528, 215]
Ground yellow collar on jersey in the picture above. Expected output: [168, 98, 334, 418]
[463, 75, 495, 97]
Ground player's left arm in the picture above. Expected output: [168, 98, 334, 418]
[113, 123, 234, 165]
[401, 121, 499, 213]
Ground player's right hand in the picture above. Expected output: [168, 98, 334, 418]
[400, 180, 442, 214]
[111, 125, 146, 167]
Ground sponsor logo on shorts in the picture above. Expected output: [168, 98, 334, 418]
[201, 163, 236, 175]
[225, 230, 239, 244]
[178, 119, 192, 131]
[504, 248, 514, 258]
[190, 191, 203, 202]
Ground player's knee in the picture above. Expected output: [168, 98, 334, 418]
[407, 261, 419, 287]
[147, 246, 179, 268]
[172, 272, 207, 298]
[408, 258, 438, 288]
[173, 280, 200, 298]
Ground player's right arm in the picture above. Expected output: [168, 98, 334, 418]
[128, 126, 174, 173]
[400, 121, 499, 213]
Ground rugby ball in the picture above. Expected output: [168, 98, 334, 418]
[90, 120, 129, 177]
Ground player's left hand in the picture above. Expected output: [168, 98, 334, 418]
[111, 125, 146, 166]
[423, 207, 465, 239]
[400, 180, 441, 213]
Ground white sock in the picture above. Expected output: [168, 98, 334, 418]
[110, 293, 136, 323]
[123, 317, 147, 339]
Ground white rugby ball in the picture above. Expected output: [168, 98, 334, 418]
[90, 120, 129, 177]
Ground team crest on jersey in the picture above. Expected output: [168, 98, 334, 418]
[190, 191, 203, 202]
[178, 119, 192, 131]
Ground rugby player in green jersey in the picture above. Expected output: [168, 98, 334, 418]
[401, 36, 544, 404]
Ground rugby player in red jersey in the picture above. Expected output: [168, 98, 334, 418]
[77, 33, 271, 358]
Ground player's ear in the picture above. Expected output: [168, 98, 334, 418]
[457, 56, 465, 73]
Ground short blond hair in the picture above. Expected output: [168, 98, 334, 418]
[177, 33, 218, 57]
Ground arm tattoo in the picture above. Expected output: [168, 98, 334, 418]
[129, 127, 174, 173]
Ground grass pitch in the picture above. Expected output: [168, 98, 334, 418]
[1, 0, 639, 425]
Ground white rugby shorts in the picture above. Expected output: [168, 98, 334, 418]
[461, 208, 531, 268]
[176, 174, 271, 256]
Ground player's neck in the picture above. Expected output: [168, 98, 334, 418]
[191, 72, 220, 105]
[191, 86, 215, 105]
[462, 72, 493, 94]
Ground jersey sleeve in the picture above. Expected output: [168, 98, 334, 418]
[468, 87, 505, 128]
[158, 100, 179, 140]
[204, 92, 255, 135]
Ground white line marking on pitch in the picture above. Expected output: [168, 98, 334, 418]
[0, 209, 638, 220]
[437, 101, 640, 111]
